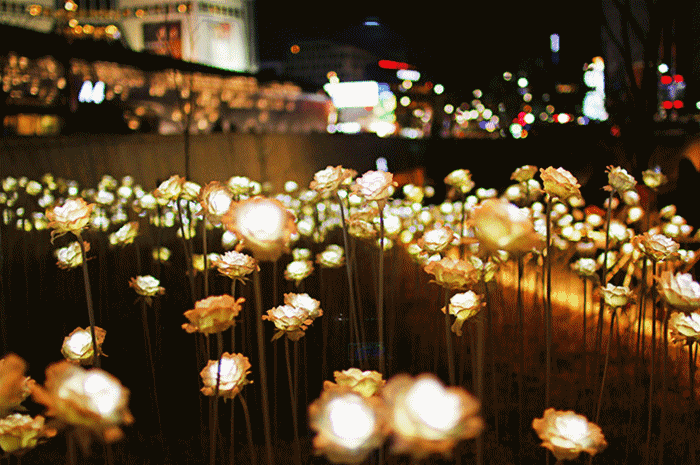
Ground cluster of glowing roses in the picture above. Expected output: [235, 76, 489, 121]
[0, 353, 133, 456]
[309, 369, 484, 463]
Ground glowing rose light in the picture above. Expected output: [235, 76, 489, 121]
[444, 169, 475, 194]
[61, 327, 107, 366]
[658, 271, 700, 313]
[284, 293, 322, 320]
[382, 373, 484, 460]
[152, 175, 184, 205]
[284, 260, 314, 285]
[309, 387, 387, 464]
[129, 275, 164, 305]
[212, 251, 259, 283]
[199, 181, 233, 224]
[351, 170, 397, 205]
[263, 303, 320, 341]
[316, 244, 345, 268]
[200, 353, 252, 399]
[0, 414, 54, 454]
[633, 232, 679, 262]
[227, 176, 255, 197]
[669, 312, 700, 344]
[532, 408, 607, 461]
[571, 258, 599, 279]
[540, 167, 581, 200]
[108, 221, 139, 247]
[46, 197, 94, 241]
[0, 355, 31, 417]
[423, 257, 481, 291]
[182, 295, 244, 335]
[642, 168, 667, 189]
[222, 197, 297, 262]
[417, 224, 456, 254]
[55, 241, 89, 270]
[598, 284, 634, 310]
[347, 216, 377, 240]
[605, 165, 636, 193]
[511, 165, 538, 183]
[180, 181, 201, 201]
[442, 291, 484, 336]
[31, 361, 133, 443]
[470, 198, 544, 255]
[310, 165, 356, 196]
[323, 368, 385, 398]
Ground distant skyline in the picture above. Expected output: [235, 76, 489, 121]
[254, 1, 601, 94]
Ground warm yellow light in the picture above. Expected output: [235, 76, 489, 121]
[328, 396, 375, 449]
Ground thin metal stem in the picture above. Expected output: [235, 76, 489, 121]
[253, 269, 274, 465]
[77, 234, 100, 368]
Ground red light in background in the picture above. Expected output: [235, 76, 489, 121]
[662, 101, 673, 109]
[673, 100, 684, 109]
[378, 60, 409, 70]
[674, 74, 684, 82]
[660, 75, 672, 85]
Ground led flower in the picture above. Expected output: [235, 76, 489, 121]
[152, 247, 171, 262]
[212, 251, 258, 283]
[442, 291, 484, 336]
[284, 293, 323, 319]
[61, 327, 107, 366]
[598, 284, 634, 310]
[632, 232, 679, 262]
[511, 165, 538, 182]
[0, 414, 54, 454]
[347, 216, 377, 240]
[470, 198, 544, 255]
[199, 181, 233, 224]
[182, 295, 244, 335]
[129, 276, 164, 305]
[55, 241, 89, 270]
[382, 373, 484, 460]
[669, 312, 700, 344]
[222, 197, 297, 262]
[108, 221, 139, 247]
[417, 224, 456, 254]
[0, 355, 31, 417]
[444, 169, 475, 194]
[351, 171, 396, 204]
[532, 408, 607, 461]
[200, 353, 252, 399]
[46, 198, 94, 241]
[540, 167, 581, 200]
[317, 244, 345, 268]
[309, 386, 388, 464]
[571, 258, 599, 279]
[642, 168, 667, 189]
[31, 361, 133, 443]
[283, 260, 312, 285]
[227, 176, 255, 197]
[657, 271, 700, 313]
[180, 181, 201, 201]
[263, 304, 319, 341]
[605, 165, 636, 193]
[152, 175, 184, 205]
[324, 369, 385, 398]
[423, 257, 481, 291]
[310, 166, 356, 196]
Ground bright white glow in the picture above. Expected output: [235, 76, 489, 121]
[433, 84, 444, 95]
[397, 69, 420, 81]
[524, 113, 535, 125]
[557, 114, 571, 124]
[406, 378, 460, 432]
[399, 96, 411, 106]
[401, 80, 412, 90]
[482, 109, 492, 119]
[503, 72, 512, 81]
[207, 358, 239, 384]
[84, 372, 121, 416]
[550, 34, 560, 52]
[523, 93, 532, 102]
[67, 330, 92, 354]
[517, 77, 528, 88]
[208, 190, 232, 216]
[336, 122, 362, 134]
[369, 121, 395, 137]
[376, 157, 388, 172]
[473, 89, 482, 98]
[323, 81, 379, 108]
[328, 396, 375, 449]
[555, 415, 588, 442]
[78, 81, 105, 104]
[658, 63, 669, 74]
[583, 57, 608, 121]
[444, 104, 454, 114]
[510, 123, 522, 139]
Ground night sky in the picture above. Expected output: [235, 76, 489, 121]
[254, 0, 602, 95]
